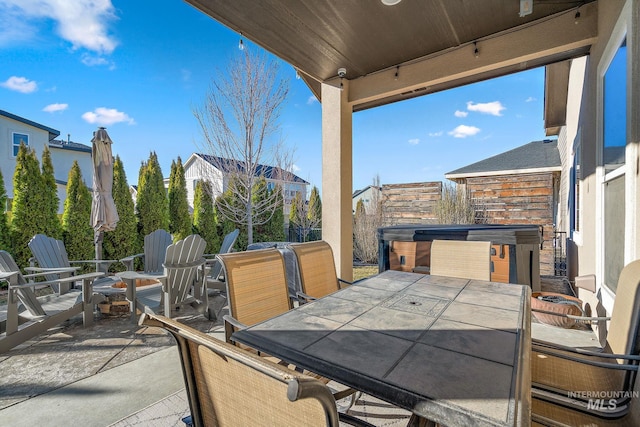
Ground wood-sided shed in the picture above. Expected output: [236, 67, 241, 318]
[445, 139, 561, 274]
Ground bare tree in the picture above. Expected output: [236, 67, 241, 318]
[353, 175, 383, 264]
[435, 182, 487, 224]
[193, 49, 292, 244]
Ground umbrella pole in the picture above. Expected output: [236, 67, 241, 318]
[95, 230, 103, 272]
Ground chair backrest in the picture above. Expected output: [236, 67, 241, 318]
[606, 259, 640, 356]
[163, 234, 207, 305]
[289, 241, 340, 299]
[28, 234, 71, 284]
[0, 250, 46, 316]
[143, 229, 173, 274]
[208, 229, 239, 281]
[141, 313, 340, 427]
[429, 239, 492, 281]
[217, 249, 291, 326]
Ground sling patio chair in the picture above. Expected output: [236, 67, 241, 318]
[217, 248, 358, 409]
[288, 240, 353, 303]
[140, 313, 374, 427]
[0, 250, 105, 353]
[531, 356, 640, 426]
[531, 259, 640, 418]
[119, 234, 208, 320]
[429, 239, 492, 281]
[28, 233, 120, 294]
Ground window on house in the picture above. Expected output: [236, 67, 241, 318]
[13, 133, 29, 156]
[602, 36, 627, 293]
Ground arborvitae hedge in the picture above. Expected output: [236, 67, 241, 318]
[193, 180, 219, 254]
[0, 170, 10, 251]
[136, 152, 169, 242]
[168, 157, 191, 242]
[103, 156, 139, 267]
[62, 161, 94, 262]
[308, 186, 321, 225]
[41, 146, 62, 239]
[10, 144, 43, 267]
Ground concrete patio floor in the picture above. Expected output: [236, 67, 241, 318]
[0, 292, 411, 427]
[0, 276, 571, 426]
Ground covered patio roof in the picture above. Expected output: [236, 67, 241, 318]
[186, 0, 596, 111]
[184, 0, 599, 279]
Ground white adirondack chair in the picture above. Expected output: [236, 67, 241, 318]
[119, 234, 207, 320]
[28, 234, 120, 293]
[119, 229, 173, 273]
[0, 250, 105, 353]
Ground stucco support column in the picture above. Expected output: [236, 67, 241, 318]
[321, 79, 353, 281]
[629, 0, 640, 260]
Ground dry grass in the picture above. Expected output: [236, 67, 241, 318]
[353, 265, 378, 281]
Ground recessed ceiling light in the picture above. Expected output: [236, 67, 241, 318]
[381, 0, 402, 6]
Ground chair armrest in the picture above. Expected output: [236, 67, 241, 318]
[0, 271, 19, 282]
[296, 291, 316, 303]
[223, 314, 247, 344]
[119, 253, 144, 263]
[533, 341, 640, 368]
[338, 413, 376, 427]
[338, 278, 353, 288]
[532, 307, 610, 325]
[24, 266, 79, 274]
[223, 314, 247, 331]
[10, 272, 105, 290]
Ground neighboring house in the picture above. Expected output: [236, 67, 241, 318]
[445, 140, 562, 275]
[129, 185, 138, 205]
[0, 110, 93, 213]
[174, 153, 309, 218]
[352, 185, 381, 213]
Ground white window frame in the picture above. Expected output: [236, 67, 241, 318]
[12, 132, 29, 157]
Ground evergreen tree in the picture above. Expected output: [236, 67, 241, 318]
[253, 177, 284, 243]
[136, 152, 169, 241]
[168, 157, 191, 242]
[62, 161, 93, 262]
[193, 180, 219, 254]
[103, 156, 139, 266]
[0, 170, 10, 251]
[10, 144, 43, 267]
[40, 146, 62, 239]
[307, 186, 322, 226]
[216, 179, 248, 250]
[289, 192, 300, 228]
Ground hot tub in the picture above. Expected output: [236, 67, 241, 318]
[377, 224, 542, 291]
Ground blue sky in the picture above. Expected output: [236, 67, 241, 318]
[1, 0, 549, 193]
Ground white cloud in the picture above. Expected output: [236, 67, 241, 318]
[43, 103, 68, 113]
[82, 107, 135, 125]
[454, 110, 468, 118]
[448, 125, 481, 138]
[428, 131, 443, 137]
[525, 96, 536, 102]
[81, 53, 112, 67]
[291, 164, 301, 172]
[0, 0, 118, 54]
[466, 101, 505, 116]
[1, 76, 37, 93]
[408, 138, 420, 145]
[307, 95, 318, 105]
[181, 69, 192, 82]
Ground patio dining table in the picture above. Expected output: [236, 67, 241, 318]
[232, 270, 531, 427]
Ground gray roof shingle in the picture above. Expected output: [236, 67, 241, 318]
[445, 140, 561, 178]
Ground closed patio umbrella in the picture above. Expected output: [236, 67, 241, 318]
[91, 127, 119, 261]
